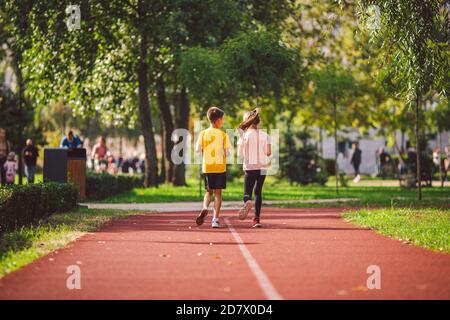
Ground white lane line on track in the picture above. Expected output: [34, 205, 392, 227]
[224, 217, 283, 300]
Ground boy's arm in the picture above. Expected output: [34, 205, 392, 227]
[195, 131, 203, 153]
[224, 133, 231, 157]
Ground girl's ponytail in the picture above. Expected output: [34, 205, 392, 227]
[239, 108, 261, 131]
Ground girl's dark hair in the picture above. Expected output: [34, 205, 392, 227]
[239, 109, 260, 131]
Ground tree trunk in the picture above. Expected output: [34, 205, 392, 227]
[319, 127, 323, 158]
[119, 136, 123, 156]
[158, 113, 166, 183]
[333, 101, 339, 194]
[173, 86, 189, 186]
[400, 130, 405, 153]
[156, 76, 174, 183]
[137, 31, 158, 187]
[415, 94, 422, 200]
[12, 52, 25, 185]
[438, 131, 444, 187]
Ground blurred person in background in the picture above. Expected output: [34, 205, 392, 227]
[350, 142, 362, 183]
[91, 136, 110, 173]
[60, 130, 83, 148]
[3, 152, 17, 185]
[22, 139, 39, 184]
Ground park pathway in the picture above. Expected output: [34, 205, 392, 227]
[0, 208, 449, 299]
[82, 199, 356, 212]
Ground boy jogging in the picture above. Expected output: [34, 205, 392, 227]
[237, 109, 271, 228]
[195, 107, 231, 228]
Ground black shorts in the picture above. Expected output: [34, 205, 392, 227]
[204, 172, 227, 190]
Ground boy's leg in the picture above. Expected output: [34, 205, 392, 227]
[203, 189, 212, 209]
[213, 189, 222, 219]
[211, 189, 222, 228]
[196, 189, 212, 226]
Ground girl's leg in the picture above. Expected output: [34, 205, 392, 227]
[239, 171, 257, 220]
[243, 171, 257, 203]
[253, 172, 266, 218]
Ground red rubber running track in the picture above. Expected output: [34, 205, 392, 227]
[0, 208, 449, 299]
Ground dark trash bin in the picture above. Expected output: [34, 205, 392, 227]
[43, 148, 86, 201]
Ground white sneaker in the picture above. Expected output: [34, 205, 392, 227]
[212, 218, 220, 228]
[353, 174, 361, 183]
[238, 200, 253, 220]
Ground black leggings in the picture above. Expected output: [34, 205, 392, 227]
[243, 170, 266, 217]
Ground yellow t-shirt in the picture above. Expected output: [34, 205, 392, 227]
[197, 127, 231, 173]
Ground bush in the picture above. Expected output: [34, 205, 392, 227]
[0, 183, 78, 231]
[226, 164, 244, 182]
[324, 158, 336, 176]
[280, 130, 328, 186]
[86, 173, 143, 201]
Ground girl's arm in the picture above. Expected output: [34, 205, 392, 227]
[266, 133, 272, 156]
[237, 137, 244, 158]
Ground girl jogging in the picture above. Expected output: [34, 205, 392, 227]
[237, 109, 271, 228]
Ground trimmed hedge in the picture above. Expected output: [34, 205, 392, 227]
[0, 183, 78, 231]
[86, 173, 143, 201]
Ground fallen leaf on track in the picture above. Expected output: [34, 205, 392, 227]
[352, 285, 368, 292]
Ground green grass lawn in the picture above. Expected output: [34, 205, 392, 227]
[14, 173, 43, 184]
[0, 208, 140, 278]
[100, 177, 450, 207]
[344, 208, 450, 253]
